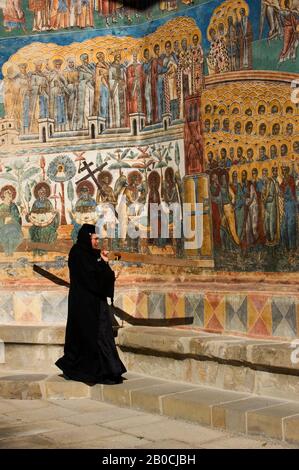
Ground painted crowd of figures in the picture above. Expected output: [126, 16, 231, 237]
[4, 36, 204, 133]
[209, 163, 298, 252]
[207, 7, 253, 74]
[0, 161, 183, 255]
[0, 0, 298, 73]
[0, 0, 194, 32]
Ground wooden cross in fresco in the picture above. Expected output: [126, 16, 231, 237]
[75, 160, 108, 189]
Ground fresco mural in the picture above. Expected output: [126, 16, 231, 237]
[0, 0, 199, 34]
[0, 142, 186, 259]
[0, 0, 297, 275]
[0, 17, 203, 132]
[202, 81, 298, 271]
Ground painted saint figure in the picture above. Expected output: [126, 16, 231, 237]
[93, 51, 109, 122]
[77, 53, 95, 130]
[235, 170, 258, 247]
[48, 58, 68, 131]
[207, 27, 230, 75]
[151, 44, 166, 123]
[97, 0, 117, 15]
[236, 7, 253, 70]
[278, 0, 299, 63]
[163, 41, 179, 120]
[27, 182, 59, 248]
[219, 172, 239, 247]
[96, 171, 117, 243]
[64, 57, 79, 130]
[0, 185, 23, 255]
[14, 63, 31, 134]
[177, 38, 192, 116]
[70, 181, 97, 243]
[75, 0, 94, 28]
[143, 48, 153, 124]
[29, 0, 50, 32]
[280, 165, 297, 250]
[261, 168, 280, 246]
[162, 166, 181, 245]
[126, 51, 146, 116]
[4, 66, 19, 123]
[191, 33, 204, 93]
[50, 0, 72, 30]
[2, 0, 26, 32]
[109, 52, 127, 128]
[226, 16, 238, 71]
[30, 60, 49, 133]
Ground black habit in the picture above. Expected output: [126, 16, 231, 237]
[55, 224, 126, 384]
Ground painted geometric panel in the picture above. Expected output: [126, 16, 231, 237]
[186, 294, 204, 326]
[204, 293, 225, 332]
[248, 294, 271, 337]
[226, 294, 247, 333]
[148, 292, 166, 320]
[135, 292, 149, 319]
[0, 293, 13, 323]
[41, 291, 68, 323]
[13, 292, 42, 323]
[272, 297, 297, 338]
[121, 292, 138, 317]
[165, 293, 185, 319]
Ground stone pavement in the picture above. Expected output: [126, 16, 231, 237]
[1, 370, 299, 446]
[0, 398, 296, 449]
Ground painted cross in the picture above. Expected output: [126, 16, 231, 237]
[75, 160, 108, 189]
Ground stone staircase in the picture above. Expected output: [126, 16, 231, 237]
[1, 324, 299, 447]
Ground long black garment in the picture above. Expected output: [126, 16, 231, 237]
[55, 225, 126, 384]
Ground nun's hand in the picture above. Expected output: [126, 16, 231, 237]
[101, 250, 109, 262]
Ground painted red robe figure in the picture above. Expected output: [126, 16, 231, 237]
[2, 0, 26, 32]
[98, 0, 117, 14]
[126, 51, 146, 115]
[279, 1, 299, 63]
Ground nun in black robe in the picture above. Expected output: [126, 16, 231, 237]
[55, 224, 126, 384]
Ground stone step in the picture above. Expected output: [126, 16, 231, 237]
[2, 325, 299, 403]
[118, 326, 299, 403]
[0, 370, 299, 446]
[0, 325, 64, 373]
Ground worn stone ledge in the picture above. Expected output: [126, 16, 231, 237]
[0, 325, 65, 345]
[118, 327, 299, 375]
[1, 325, 298, 376]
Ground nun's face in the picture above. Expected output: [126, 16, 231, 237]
[90, 233, 100, 250]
